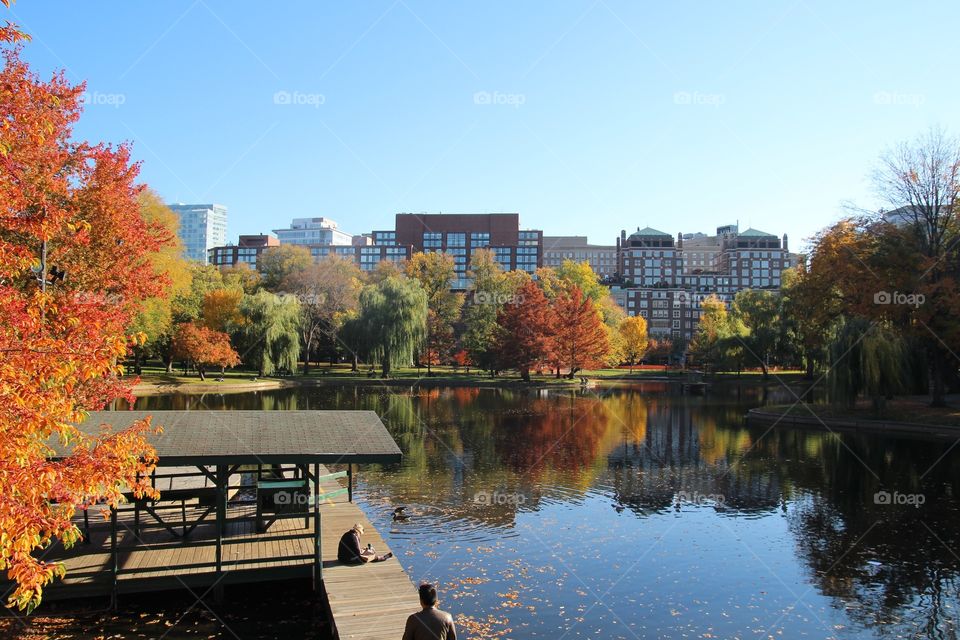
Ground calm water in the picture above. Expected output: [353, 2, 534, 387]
[124, 382, 960, 639]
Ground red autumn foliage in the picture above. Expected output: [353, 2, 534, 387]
[494, 280, 555, 381]
[0, 36, 170, 610]
[550, 286, 610, 378]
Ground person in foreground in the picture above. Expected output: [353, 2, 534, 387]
[402, 583, 457, 640]
[337, 523, 393, 564]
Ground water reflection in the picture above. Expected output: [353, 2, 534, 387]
[122, 382, 960, 638]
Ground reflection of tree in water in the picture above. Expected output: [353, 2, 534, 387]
[494, 392, 610, 475]
[762, 429, 960, 639]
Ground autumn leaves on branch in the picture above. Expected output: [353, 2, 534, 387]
[0, 31, 166, 610]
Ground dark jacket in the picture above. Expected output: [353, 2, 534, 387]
[402, 607, 457, 640]
[337, 529, 363, 564]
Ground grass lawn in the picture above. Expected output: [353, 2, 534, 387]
[129, 361, 810, 389]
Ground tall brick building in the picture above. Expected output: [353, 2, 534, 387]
[382, 213, 542, 288]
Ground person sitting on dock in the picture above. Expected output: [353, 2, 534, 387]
[337, 523, 392, 564]
[403, 583, 457, 640]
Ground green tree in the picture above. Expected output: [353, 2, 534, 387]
[689, 295, 748, 372]
[828, 318, 905, 415]
[461, 250, 523, 374]
[406, 252, 464, 374]
[282, 255, 363, 372]
[258, 244, 312, 291]
[239, 290, 302, 376]
[357, 276, 428, 376]
[731, 289, 781, 378]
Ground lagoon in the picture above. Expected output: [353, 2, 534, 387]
[123, 381, 959, 639]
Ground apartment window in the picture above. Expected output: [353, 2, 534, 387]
[447, 232, 466, 247]
[470, 232, 490, 248]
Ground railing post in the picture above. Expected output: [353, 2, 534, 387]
[110, 506, 118, 610]
[347, 464, 353, 503]
[313, 463, 322, 590]
[214, 464, 226, 602]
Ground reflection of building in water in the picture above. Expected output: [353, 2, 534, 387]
[606, 403, 782, 513]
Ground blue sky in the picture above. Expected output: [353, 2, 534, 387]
[10, 1, 956, 252]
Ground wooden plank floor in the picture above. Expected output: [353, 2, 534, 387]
[29, 466, 420, 640]
[316, 469, 420, 640]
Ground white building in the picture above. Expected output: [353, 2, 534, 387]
[273, 217, 353, 246]
[168, 203, 227, 264]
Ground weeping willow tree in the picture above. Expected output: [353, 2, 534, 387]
[828, 318, 905, 414]
[357, 276, 427, 377]
[239, 291, 302, 376]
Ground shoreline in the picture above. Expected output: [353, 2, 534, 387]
[746, 408, 960, 439]
[131, 370, 812, 396]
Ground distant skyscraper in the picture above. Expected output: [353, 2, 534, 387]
[168, 203, 228, 263]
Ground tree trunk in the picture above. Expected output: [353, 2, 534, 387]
[382, 355, 391, 378]
[520, 367, 530, 382]
[931, 352, 947, 407]
[197, 366, 206, 381]
[805, 355, 815, 380]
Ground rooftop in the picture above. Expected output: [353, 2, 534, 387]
[629, 226, 671, 238]
[56, 410, 402, 466]
[738, 228, 776, 237]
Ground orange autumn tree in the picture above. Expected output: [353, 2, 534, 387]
[171, 322, 240, 380]
[0, 32, 168, 610]
[550, 286, 610, 378]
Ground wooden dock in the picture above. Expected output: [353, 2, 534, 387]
[22, 465, 419, 640]
[316, 472, 421, 640]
